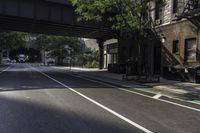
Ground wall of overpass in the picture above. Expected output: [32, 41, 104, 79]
[0, 0, 116, 39]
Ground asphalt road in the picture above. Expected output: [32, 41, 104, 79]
[0, 64, 200, 133]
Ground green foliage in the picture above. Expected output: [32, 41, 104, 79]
[34, 34, 82, 65]
[0, 32, 27, 51]
[34, 35, 81, 53]
[72, 0, 165, 33]
[34, 34, 50, 50]
[72, 0, 166, 76]
[48, 36, 81, 54]
[83, 50, 99, 68]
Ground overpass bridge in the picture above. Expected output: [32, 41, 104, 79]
[0, 0, 117, 69]
[0, 0, 117, 40]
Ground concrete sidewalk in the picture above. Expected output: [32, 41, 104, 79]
[53, 66, 200, 105]
[0, 64, 9, 72]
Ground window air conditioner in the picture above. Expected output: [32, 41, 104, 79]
[155, 19, 161, 25]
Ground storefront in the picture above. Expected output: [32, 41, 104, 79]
[104, 43, 118, 69]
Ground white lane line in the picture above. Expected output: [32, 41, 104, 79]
[31, 66, 153, 133]
[0, 66, 10, 74]
[153, 93, 162, 99]
[64, 72, 200, 113]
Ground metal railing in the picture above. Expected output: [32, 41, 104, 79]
[177, 0, 200, 26]
[182, 0, 200, 17]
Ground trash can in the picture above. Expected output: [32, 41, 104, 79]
[186, 66, 200, 83]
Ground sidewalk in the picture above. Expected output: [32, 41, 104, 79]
[0, 64, 9, 71]
[53, 66, 200, 105]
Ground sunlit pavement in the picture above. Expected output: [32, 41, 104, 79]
[53, 66, 200, 105]
[0, 64, 200, 133]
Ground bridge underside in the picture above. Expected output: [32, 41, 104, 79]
[0, 0, 116, 40]
[0, 14, 116, 39]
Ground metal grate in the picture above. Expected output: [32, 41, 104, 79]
[178, 0, 200, 27]
[182, 0, 200, 17]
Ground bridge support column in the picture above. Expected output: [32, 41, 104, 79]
[97, 39, 105, 69]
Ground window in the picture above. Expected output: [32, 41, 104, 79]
[173, 0, 178, 13]
[172, 40, 179, 53]
[155, 6, 163, 20]
[185, 38, 197, 61]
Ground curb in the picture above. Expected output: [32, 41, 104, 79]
[69, 71, 160, 97]
[68, 70, 200, 106]
[51, 66, 200, 106]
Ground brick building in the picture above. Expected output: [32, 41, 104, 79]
[98, 0, 200, 82]
[153, 0, 200, 81]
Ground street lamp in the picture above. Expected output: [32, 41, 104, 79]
[161, 37, 166, 43]
[65, 45, 72, 71]
[69, 48, 74, 71]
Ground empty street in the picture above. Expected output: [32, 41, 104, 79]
[0, 64, 199, 133]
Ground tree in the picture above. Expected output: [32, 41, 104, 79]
[83, 50, 99, 68]
[0, 32, 27, 63]
[0, 32, 27, 50]
[49, 36, 82, 65]
[72, 0, 165, 78]
[34, 34, 52, 63]
[34, 35, 82, 65]
[34, 34, 50, 50]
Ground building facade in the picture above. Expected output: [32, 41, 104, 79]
[103, 39, 118, 69]
[102, 30, 161, 76]
[93, 0, 200, 82]
[153, 0, 200, 81]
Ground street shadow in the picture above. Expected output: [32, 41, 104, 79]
[47, 70, 146, 89]
[176, 92, 200, 101]
[0, 67, 134, 93]
[0, 70, 64, 92]
[162, 45, 182, 66]
[0, 96, 139, 133]
[162, 46, 189, 81]
[0, 64, 10, 70]
[145, 78, 200, 101]
[0, 64, 10, 67]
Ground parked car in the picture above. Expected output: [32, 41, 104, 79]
[1, 57, 11, 64]
[18, 54, 27, 63]
[46, 58, 55, 66]
[11, 59, 17, 63]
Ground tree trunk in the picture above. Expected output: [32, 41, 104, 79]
[58, 57, 63, 65]
[138, 42, 142, 79]
[136, 33, 143, 80]
[137, 14, 143, 80]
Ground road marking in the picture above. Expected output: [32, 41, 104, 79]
[0, 66, 10, 74]
[31, 66, 153, 133]
[153, 93, 162, 99]
[63, 72, 200, 113]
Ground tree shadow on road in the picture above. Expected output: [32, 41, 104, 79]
[0, 95, 139, 133]
[174, 92, 200, 101]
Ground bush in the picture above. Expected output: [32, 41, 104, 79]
[82, 50, 99, 68]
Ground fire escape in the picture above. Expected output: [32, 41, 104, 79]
[178, 0, 200, 27]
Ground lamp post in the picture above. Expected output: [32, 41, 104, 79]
[160, 36, 166, 76]
[161, 37, 166, 43]
[65, 45, 71, 71]
[70, 48, 74, 71]
[69, 49, 72, 71]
